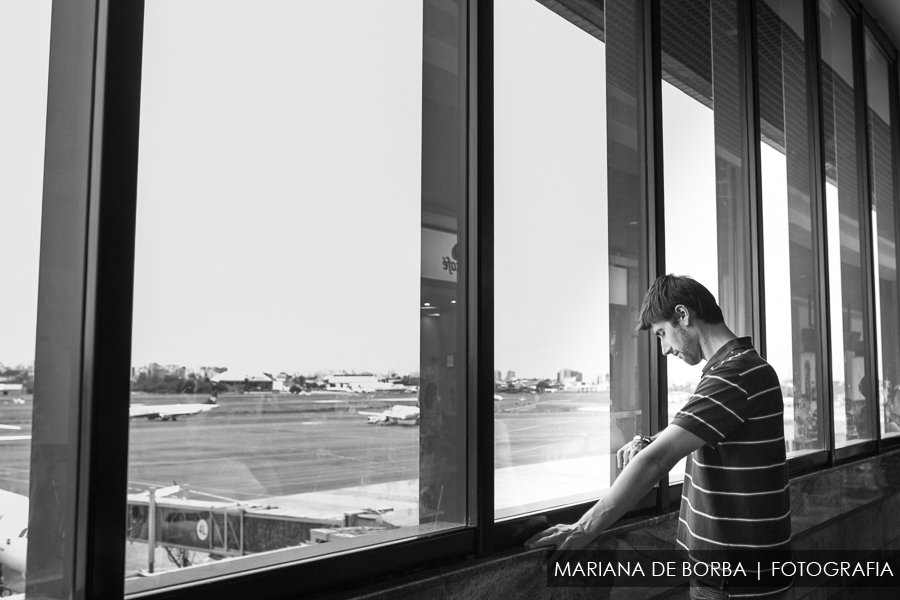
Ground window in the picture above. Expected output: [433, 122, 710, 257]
[757, 0, 826, 456]
[819, 0, 873, 448]
[125, 0, 467, 590]
[18, 1, 900, 598]
[863, 32, 900, 440]
[494, 0, 655, 520]
[0, 1, 50, 596]
[660, 0, 748, 482]
[494, 0, 614, 519]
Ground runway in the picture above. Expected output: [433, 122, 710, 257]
[0, 391, 615, 503]
[0, 389, 816, 507]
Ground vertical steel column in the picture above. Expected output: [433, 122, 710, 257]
[639, 0, 667, 512]
[472, 0, 495, 557]
[740, 0, 765, 354]
[852, 6, 880, 452]
[28, 2, 144, 599]
[805, 0, 837, 462]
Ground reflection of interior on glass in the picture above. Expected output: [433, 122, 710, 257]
[820, 0, 872, 449]
[123, 0, 466, 588]
[758, 0, 825, 457]
[864, 33, 900, 440]
[0, 2, 50, 596]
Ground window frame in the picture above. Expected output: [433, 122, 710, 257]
[27, 1, 900, 599]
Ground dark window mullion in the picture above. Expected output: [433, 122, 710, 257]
[852, 7, 880, 451]
[641, 0, 668, 513]
[805, 0, 837, 465]
[79, 2, 145, 598]
[741, 0, 765, 354]
[474, 0, 494, 557]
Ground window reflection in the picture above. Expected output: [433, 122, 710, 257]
[126, 0, 465, 589]
[863, 34, 900, 440]
[820, 0, 873, 447]
[757, 0, 824, 455]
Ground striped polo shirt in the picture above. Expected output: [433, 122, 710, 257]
[672, 337, 792, 597]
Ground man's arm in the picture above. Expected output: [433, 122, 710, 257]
[524, 424, 706, 554]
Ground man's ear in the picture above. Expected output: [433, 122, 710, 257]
[674, 304, 690, 326]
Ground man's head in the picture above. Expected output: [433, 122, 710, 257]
[637, 275, 724, 365]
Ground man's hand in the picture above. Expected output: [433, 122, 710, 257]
[616, 435, 650, 468]
[524, 523, 592, 567]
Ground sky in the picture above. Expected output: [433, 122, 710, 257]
[0, 1, 50, 368]
[0, 0, 883, 385]
[132, 0, 424, 374]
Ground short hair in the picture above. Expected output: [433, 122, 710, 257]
[636, 274, 724, 330]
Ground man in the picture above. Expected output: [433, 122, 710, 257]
[525, 275, 791, 599]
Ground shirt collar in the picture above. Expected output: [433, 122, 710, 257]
[701, 336, 754, 375]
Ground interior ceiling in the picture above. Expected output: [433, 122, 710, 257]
[863, 0, 900, 52]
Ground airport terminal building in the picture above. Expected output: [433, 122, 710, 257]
[4, 0, 900, 599]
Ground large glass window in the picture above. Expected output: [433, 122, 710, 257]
[494, 0, 653, 519]
[660, 0, 747, 482]
[757, 0, 825, 455]
[0, 2, 50, 596]
[820, 0, 873, 448]
[863, 33, 900, 440]
[125, 1, 466, 590]
[494, 0, 613, 518]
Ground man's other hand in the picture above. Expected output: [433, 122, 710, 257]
[616, 436, 649, 468]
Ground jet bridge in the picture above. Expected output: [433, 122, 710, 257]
[125, 489, 397, 572]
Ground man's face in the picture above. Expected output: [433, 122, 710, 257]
[651, 319, 702, 366]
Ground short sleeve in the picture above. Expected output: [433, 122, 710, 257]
[671, 366, 759, 448]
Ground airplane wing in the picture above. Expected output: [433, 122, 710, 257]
[0, 424, 29, 442]
[129, 403, 216, 421]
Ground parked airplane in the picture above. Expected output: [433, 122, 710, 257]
[129, 396, 217, 421]
[0, 489, 28, 595]
[358, 405, 420, 426]
[0, 425, 29, 443]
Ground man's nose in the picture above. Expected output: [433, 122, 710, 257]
[661, 341, 672, 356]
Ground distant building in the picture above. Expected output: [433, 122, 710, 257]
[323, 373, 399, 393]
[557, 368, 582, 383]
[211, 369, 275, 392]
[504, 370, 515, 382]
[0, 381, 24, 396]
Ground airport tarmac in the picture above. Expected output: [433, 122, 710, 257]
[0, 391, 615, 502]
[1, 389, 819, 503]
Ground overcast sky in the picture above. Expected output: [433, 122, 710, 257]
[0, 1, 49, 368]
[0, 0, 857, 385]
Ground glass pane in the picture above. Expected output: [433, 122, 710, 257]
[660, 0, 748, 483]
[126, 0, 466, 590]
[864, 33, 900, 439]
[820, 0, 873, 448]
[494, 0, 614, 518]
[758, 0, 825, 455]
[0, 2, 50, 595]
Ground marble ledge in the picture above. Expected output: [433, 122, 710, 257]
[790, 449, 900, 535]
